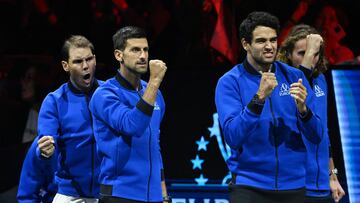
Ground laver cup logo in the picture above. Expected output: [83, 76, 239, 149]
[279, 83, 290, 96]
[191, 113, 231, 185]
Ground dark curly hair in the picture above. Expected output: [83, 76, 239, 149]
[239, 11, 280, 43]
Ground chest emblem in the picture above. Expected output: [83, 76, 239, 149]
[279, 83, 290, 96]
[314, 85, 325, 97]
[154, 102, 160, 110]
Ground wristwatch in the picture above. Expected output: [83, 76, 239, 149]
[163, 196, 172, 203]
[330, 168, 338, 176]
[252, 94, 265, 105]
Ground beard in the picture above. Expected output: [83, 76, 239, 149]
[253, 55, 275, 71]
[124, 61, 148, 76]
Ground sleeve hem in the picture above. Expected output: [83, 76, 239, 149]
[136, 98, 154, 116]
[247, 101, 264, 115]
[299, 108, 313, 122]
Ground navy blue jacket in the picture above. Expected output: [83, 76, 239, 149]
[17, 136, 57, 203]
[89, 72, 165, 202]
[37, 80, 102, 198]
[216, 60, 323, 190]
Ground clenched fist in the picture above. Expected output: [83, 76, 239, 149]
[257, 70, 278, 101]
[301, 34, 324, 69]
[149, 59, 167, 86]
[38, 135, 55, 158]
[305, 34, 323, 55]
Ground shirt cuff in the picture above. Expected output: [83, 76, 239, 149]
[247, 95, 265, 115]
[298, 107, 313, 122]
[136, 98, 154, 116]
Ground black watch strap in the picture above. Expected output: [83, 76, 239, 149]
[247, 94, 265, 115]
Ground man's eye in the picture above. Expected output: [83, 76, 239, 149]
[86, 56, 94, 62]
[73, 60, 83, 64]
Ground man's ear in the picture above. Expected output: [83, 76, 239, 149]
[61, 61, 69, 72]
[241, 38, 249, 51]
[114, 49, 123, 63]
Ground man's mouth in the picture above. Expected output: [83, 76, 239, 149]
[83, 73, 91, 84]
[264, 52, 274, 57]
[137, 61, 147, 65]
[83, 73, 91, 80]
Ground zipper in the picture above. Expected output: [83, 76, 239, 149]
[147, 126, 152, 201]
[316, 145, 320, 189]
[86, 95, 94, 194]
[312, 81, 320, 189]
[137, 90, 152, 201]
[269, 97, 278, 190]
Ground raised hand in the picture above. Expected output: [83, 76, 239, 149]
[290, 79, 308, 114]
[306, 34, 323, 55]
[257, 69, 278, 101]
[38, 135, 55, 158]
[149, 59, 167, 87]
[301, 34, 323, 69]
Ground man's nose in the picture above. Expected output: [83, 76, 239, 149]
[82, 60, 89, 70]
[264, 41, 272, 48]
[139, 50, 147, 59]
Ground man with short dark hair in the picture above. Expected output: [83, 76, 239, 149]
[90, 26, 169, 203]
[215, 12, 323, 203]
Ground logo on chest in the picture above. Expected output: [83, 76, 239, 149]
[279, 83, 290, 96]
[154, 102, 160, 110]
[314, 85, 325, 97]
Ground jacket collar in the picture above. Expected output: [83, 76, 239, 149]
[68, 79, 99, 95]
[299, 65, 313, 79]
[243, 58, 275, 75]
[115, 70, 143, 91]
[299, 65, 313, 87]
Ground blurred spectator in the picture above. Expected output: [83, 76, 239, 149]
[314, 5, 355, 65]
[0, 60, 51, 203]
[278, 1, 356, 65]
[0, 61, 30, 203]
[20, 64, 51, 143]
[278, 0, 313, 45]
